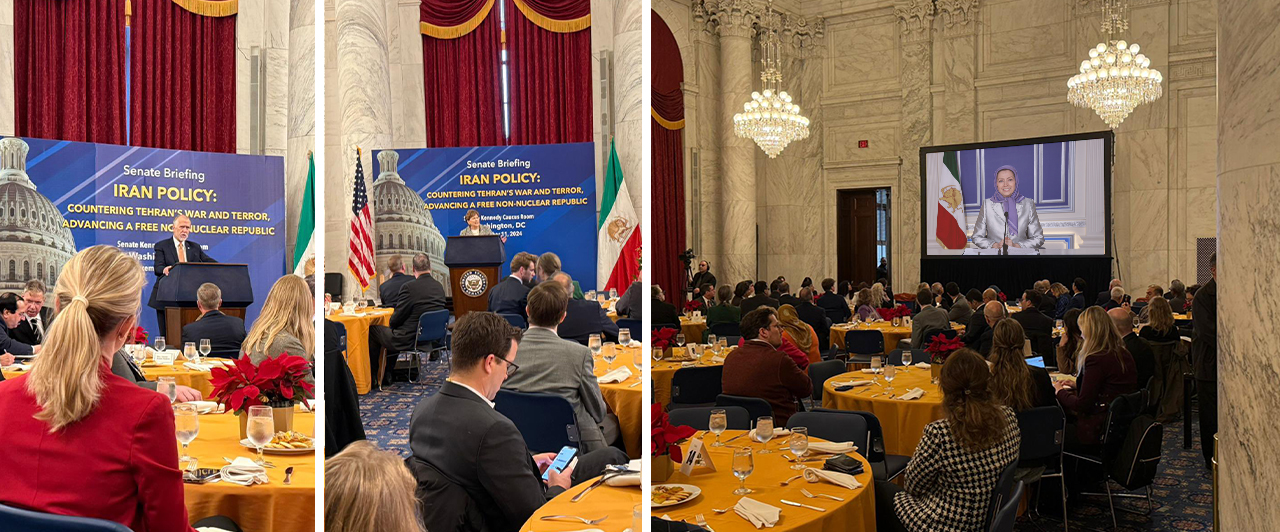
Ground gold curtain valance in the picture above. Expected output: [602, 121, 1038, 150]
[173, 0, 239, 17]
[511, 0, 590, 33]
[651, 108, 684, 130]
[420, 0, 496, 39]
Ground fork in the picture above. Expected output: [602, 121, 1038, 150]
[801, 488, 844, 501]
[696, 513, 715, 532]
[540, 515, 608, 525]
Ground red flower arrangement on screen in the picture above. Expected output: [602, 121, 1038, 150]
[925, 333, 966, 364]
[132, 326, 148, 345]
[652, 403, 698, 463]
[684, 299, 704, 313]
[209, 354, 314, 415]
[652, 327, 679, 350]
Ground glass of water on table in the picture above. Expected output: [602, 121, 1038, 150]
[174, 403, 199, 471]
[246, 405, 275, 467]
[754, 416, 774, 453]
[709, 409, 727, 447]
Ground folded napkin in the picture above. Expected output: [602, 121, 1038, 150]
[735, 497, 781, 529]
[626, 340, 641, 348]
[710, 355, 726, 364]
[747, 428, 791, 440]
[860, 368, 883, 374]
[184, 362, 213, 372]
[220, 458, 269, 486]
[680, 362, 698, 368]
[605, 459, 642, 487]
[597, 366, 633, 384]
[807, 441, 857, 454]
[895, 387, 926, 401]
[803, 467, 863, 490]
[829, 380, 872, 388]
[187, 401, 224, 414]
[914, 362, 930, 369]
[4, 363, 30, 371]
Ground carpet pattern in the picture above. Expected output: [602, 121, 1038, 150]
[358, 362, 450, 458]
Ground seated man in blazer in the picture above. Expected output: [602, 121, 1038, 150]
[552, 272, 619, 345]
[180, 283, 247, 358]
[961, 289, 999, 348]
[776, 282, 801, 308]
[815, 278, 851, 324]
[910, 288, 953, 348]
[10, 280, 53, 346]
[370, 253, 447, 385]
[378, 254, 414, 308]
[148, 214, 215, 333]
[489, 251, 538, 319]
[721, 307, 812, 425]
[740, 281, 780, 316]
[0, 293, 37, 357]
[409, 311, 627, 531]
[651, 285, 681, 326]
[973, 300, 1008, 356]
[614, 279, 642, 318]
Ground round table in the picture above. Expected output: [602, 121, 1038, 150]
[828, 322, 965, 354]
[328, 308, 393, 394]
[523, 476, 641, 532]
[652, 346, 731, 407]
[184, 409, 315, 532]
[3, 360, 217, 398]
[652, 431, 875, 532]
[679, 316, 707, 344]
[595, 345, 643, 458]
[821, 369, 944, 456]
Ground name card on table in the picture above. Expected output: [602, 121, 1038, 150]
[680, 438, 717, 476]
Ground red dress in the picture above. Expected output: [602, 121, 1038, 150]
[0, 364, 197, 532]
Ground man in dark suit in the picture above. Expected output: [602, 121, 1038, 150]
[379, 254, 414, 308]
[1070, 278, 1089, 311]
[409, 312, 626, 531]
[776, 282, 801, 308]
[369, 253, 448, 385]
[180, 283, 247, 358]
[1108, 307, 1154, 391]
[721, 307, 812, 425]
[1096, 278, 1122, 306]
[10, 280, 53, 346]
[740, 281, 780, 315]
[651, 285, 681, 326]
[962, 289, 1001, 354]
[489, 251, 538, 318]
[1191, 253, 1217, 469]
[1102, 286, 1129, 310]
[910, 288, 952, 348]
[553, 272, 619, 345]
[815, 278, 851, 325]
[0, 293, 36, 357]
[696, 283, 716, 311]
[973, 300, 1008, 356]
[615, 280, 642, 318]
[148, 215, 216, 334]
[795, 287, 829, 349]
[1013, 290, 1055, 363]
[1034, 280, 1057, 315]
[1167, 279, 1188, 312]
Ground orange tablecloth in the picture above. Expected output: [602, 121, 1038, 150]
[329, 308, 393, 394]
[652, 346, 733, 406]
[524, 476, 641, 532]
[679, 316, 708, 344]
[595, 345, 643, 458]
[184, 409, 315, 532]
[828, 322, 964, 354]
[4, 360, 217, 398]
[653, 431, 875, 532]
[822, 369, 944, 456]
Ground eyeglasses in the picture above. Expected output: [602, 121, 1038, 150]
[493, 355, 519, 376]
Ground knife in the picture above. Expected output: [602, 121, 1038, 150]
[780, 499, 826, 512]
[724, 431, 749, 444]
[570, 469, 630, 502]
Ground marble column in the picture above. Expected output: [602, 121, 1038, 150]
[934, 0, 976, 145]
[612, 0, 643, 218]
[0, 0, 12, 137]
[285, 0, 316, 266]
[792, 18, 825, 283]
[692, 1, 722, 272]
[1216, 1, 1280, 528]
[712, 0, 758, 284]
[893, 0, 933, 287]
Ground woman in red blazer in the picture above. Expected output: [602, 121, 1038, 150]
[1054, 306, 1138, 448]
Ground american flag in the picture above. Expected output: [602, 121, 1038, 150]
[348, 148, 375, 289]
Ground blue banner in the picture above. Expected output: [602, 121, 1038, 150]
[374, 143, 597, 288]
[1, 137, 286, 335]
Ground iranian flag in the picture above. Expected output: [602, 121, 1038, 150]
[292, 152, 315, 275]
[598, 139, 641, 291]
[936, 151, 968, 249]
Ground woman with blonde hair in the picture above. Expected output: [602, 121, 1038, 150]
[325, 441, 424, 532]
[1139, 296, 1180, 344]
[1054, 306, 1137, 449]
[870, 282, 892, 309]
[243, 274, 315, 364]
[0, 246, 238, 531]
[988, 319, 1055, 411]
[778, 304, 821, 366]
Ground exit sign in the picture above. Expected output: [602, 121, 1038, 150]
[858, 140, 869, 148]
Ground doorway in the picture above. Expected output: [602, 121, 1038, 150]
[836, 188, 891, 286]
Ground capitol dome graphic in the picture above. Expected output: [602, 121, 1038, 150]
[0, 138, 75, 292]
[370, 150, 448, 296]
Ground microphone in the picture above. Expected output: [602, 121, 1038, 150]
[1002, 211, 1010, 256]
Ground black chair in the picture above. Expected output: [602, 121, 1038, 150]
[786, 411, 868, 445]
[390, 309, 451, 392]
[715, 394, 773, 422]
[1065, 391, 1162, 530]
[722, 335, 742, 347]
[811, 408, 907, 481]
[668, 366, 723, 409]
[324, 272, 344, 299]
[499, 313, 527, 329]
[841, 329, 885, 365]
[1147, 340, 1184, 422]
[0, 502, 132, 532]
[887, 349, 927, 367]
[494, 390, 580, 453]
[617, 319, 642, 342]
[986, 458, 1020, 529]
[989, 481, 1026, 532]
[706, 322, 741, 342]
[1017, 406, 1068, 531]
[808, 360, 847, 403]
[668, 406, 751, 431]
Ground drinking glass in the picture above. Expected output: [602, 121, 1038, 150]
[884, 364, 896, 393]
[675, 333, 686, 348]
[157, 377, 177, 404]
[174, 403, 199, 471]
[618, 328, 632, 346]
[602, 342, 618, 366]
[586, 290, 596, 301]
[588, 335, 602, 358]
[184, 342, 198, 364]
[154, 336, 166, 354]
[246, 405, 275, 467]
[901, 350, 913, 371]
[754, 416, 774, 453]
[789, 427, 810, 469]
[632, 504, 642, 532]
[1055, 319, 1064, 331]
[199, 339, 211, 359]
[732, 448, 754, 495]
[130, 344, 147, 366]
[610, 288, 618, 299]
[707, 334, 718, 353]
[633, 347, 643, 370]
[871, 356, 882, 384]
[709, 409, 728, 447]
[1132, 316, 1141, 330]
[718, 339, 728, 353]
[652, 348, 664, 363]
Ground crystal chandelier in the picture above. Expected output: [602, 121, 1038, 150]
[1067, 0, 1162, 129]
[733, 2, 809, 158]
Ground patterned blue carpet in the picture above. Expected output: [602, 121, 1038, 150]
[358, 362, 450, 458]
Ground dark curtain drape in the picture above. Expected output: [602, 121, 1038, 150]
[130, 0, 236, 153]
[506, 0, 591, 145]
[653, 116, 686, 305]
[14, 0, 126, 144]
[421, 0, 504, 147]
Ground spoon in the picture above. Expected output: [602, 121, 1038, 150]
[283, 466, 294, 485]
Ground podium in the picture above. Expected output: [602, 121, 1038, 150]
[444, 235, 506, 317]
[154, 263, 254, 342]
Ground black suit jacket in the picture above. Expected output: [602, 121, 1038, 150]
[1070, 292, 1087, 311]
[380, 272, 414, 308]
[1037, 296, 1057, 316]
[390, 275, 448, 352]
[488, 276, 531, 318]
[740, 295, 780, 316]
[325, 319, 366, 457]
[815, 292, 851, 324]
[1190, 279, 1216, 381]
[651, 298, 680, 326]
[1012, 307, 1054, 338]
[558, 299, 620, 345]
[1095, 290, 1111, 307]
[180, 310, 247, 358]
[410, 382, 562, 532]
[148, 238, 215, 309]
[796, 302, 829, 348]
[777, 294, 802, 308]
[9, 307, 54, 345]
[615, 281, 642, 318]
[962, 302, 993, 347]
[0, 321, 34, 356]
[1122, 333, 1156, 390]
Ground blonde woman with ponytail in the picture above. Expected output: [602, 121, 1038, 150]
[243, 274, 315, 367]
[325, 441, 425, 532]
[1054, 305, 1138, 449]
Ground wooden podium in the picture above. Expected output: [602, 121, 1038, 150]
[154, 263, 254, 342]
[444, 235, 506, 317]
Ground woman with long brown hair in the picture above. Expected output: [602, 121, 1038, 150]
[1139, 296, 1181, 343]
[875, 348, 1021, 532]
[325, 441, 424, 532]
[1054, 306, 1137, 449]
[988, 319, 1056, 411]
[1056, 308, 1084, 374]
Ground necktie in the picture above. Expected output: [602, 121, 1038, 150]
[30, 316, 41, 343]
[178, 241, 187, 263]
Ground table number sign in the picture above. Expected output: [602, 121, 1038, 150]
[679, 438, 717, 475]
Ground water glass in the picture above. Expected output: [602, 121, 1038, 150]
[871, 356, 883, 383]
[707, 334, 718, 352]
[246, 405, 275, 466]
[632, 504, 642, 532]
[718, 339, 728, 353]
[586, 290, 596, 301]
[754, 416, 774, 453]
[184, 342, 198, 364]
[588, 334, 602, 358]
[884, 364, 896, 393]
[633, 347, 643, 370]
[130, 344, 147, 366]
[174, 403, 199, 471]
[199, 339, 211, 359]
[157, 376, 177, 404]
[618, 328, 632, 346]
[652, 348, 664, 362]
[602, 342, 618, 366]
[154, 336, 166, 354]
[732, 448, 754, 495]
[901, 350, 913, 370]
[709, 409, 728, 447]
[675, 333, 686, 347]
[610, 288, 618, 299]
[789, 427, 810, 469]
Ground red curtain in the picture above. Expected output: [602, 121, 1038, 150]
[130, 0, 236, 153]
[652, 13, 687, 302]
[421, 0, 504, 147]
[506, 0, 592, 145]
[14, 0, 126, 144]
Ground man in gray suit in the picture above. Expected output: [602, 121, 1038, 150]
[110, 349, 202, 402]
[910, 288, 952, 348]
[501, 280, 619, 451]
[947, 288, 974, 324]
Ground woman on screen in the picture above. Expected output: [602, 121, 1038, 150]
[970, 165, 1045, 250]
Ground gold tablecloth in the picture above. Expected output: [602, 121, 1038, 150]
[653, 432, 875, 532]
[822, 369, 944, 456]
[652, 346, 732, 407]
[329, 308, 393, 395]
[679, 316, 708, 344]
[4, 360, 216, 398]
[184, 409, 315, 532]
[595, 345, 643, 458]
[828, 322, 964, 354]
[523, 476, 641, 532]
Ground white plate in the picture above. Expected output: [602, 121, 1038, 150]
[240, 438, 315, 455]
[651, 483, 702, 508]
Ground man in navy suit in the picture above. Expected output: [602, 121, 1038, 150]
[148, 215, 215, 334]
[0, 293, 34, 361]
[552, 272, 619, 345]
[370, 253, 448, 385]
[488, 251, 538, 319]
[10, 280, 54, 346]
[815, 278, 851, 324]
[1070, 277, 1089, 311]
[180, 283, 247, 358]
[379, 254, 414, 308]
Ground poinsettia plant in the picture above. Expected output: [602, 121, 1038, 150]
[209, 354, 314, 415]
[684, 299, 704, 313]
[925, 333, 966, 364]
[652, 403, 698, 463]
[998, 292, 1008, 302]
[652, 327, 679, 350]
[132, 326, 148, 345]
[880, 305, 910, 320]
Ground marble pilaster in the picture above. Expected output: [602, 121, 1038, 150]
[285, 0, 316, 266]
[1216, 1, 1280, 528]
[692, 6, 723, 273]
[893, 0, 934, 288]
[934, 0, 977, 145]
[612, 0, 643, 225]
[0, 0, 12, 137]
[712, 0, 759, 284]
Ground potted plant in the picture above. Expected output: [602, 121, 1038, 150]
[924, 333, 966, 383]
[684, 299, 704, 314]
[651, 403, 697, 482]
[132, 326, 148, 346]
[652, 327, 679, 360]
[209, 354, 314, 438]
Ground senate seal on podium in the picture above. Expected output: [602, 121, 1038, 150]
[460, 269, 488, 297]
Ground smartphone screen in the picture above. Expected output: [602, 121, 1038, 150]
[541, 446, 578, 481]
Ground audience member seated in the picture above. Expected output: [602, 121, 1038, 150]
[740, 280, 780, 315]
[731, 280, 752, 307]
[0, 293, 37, 357]
[961, 289, 998, 350]
[874, 349, 1020, 532]
[988, 321, 1056, 410]
[910, 288, 952, 348]
[1054, 307, 1137, 451]
[379, 254, 414, 308]
[776, 282, 801, 308]
[973, 299, 1008, 356]
[1102, 286, 1127, 310]
[778, 304, 819, 368]
[1096, 278, 1123, 306]
[181, 282, 247, 359]
[855, 289, 883, 322]
[503, 281, 619, 451]
[614, 278, 643, 318]
[243, 274, 315, 369]
[1050, 282, 1072, 319]
[10, 279, 52, 345]
[794, 287, 829, 348]
[0, 245, 237, 532]
[369, 254, 447, 385]
[1167, 279, 1188, 312]
[706, 285, 742, 330]
[409, 312, 627, 531]
[489, 252, 538, 317]
[651, 285, 681, 326]
[944, 283, 970, 322]
[324, 318, 366, 457]
[1110, 307, 1155, 390]
[932, 282, 950, 309]
[1011, 289, 1054, 346]
[1034, 280, 1057, 315]
[1070, 278, 1089, 312]
[1057, 308, 1084, 374]
[816, 278, 851, 324]
[695, 283, 716, 310]
[538, 252, 583, 299]
[1139, 297, 1182, 344]
[872, 282, 893, 309]
[324, 441, 423, 532]
[721, 307, 811, 425]
[553, 272, 620, 345]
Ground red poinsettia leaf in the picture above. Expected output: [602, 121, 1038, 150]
[670, 445, 683, 463]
